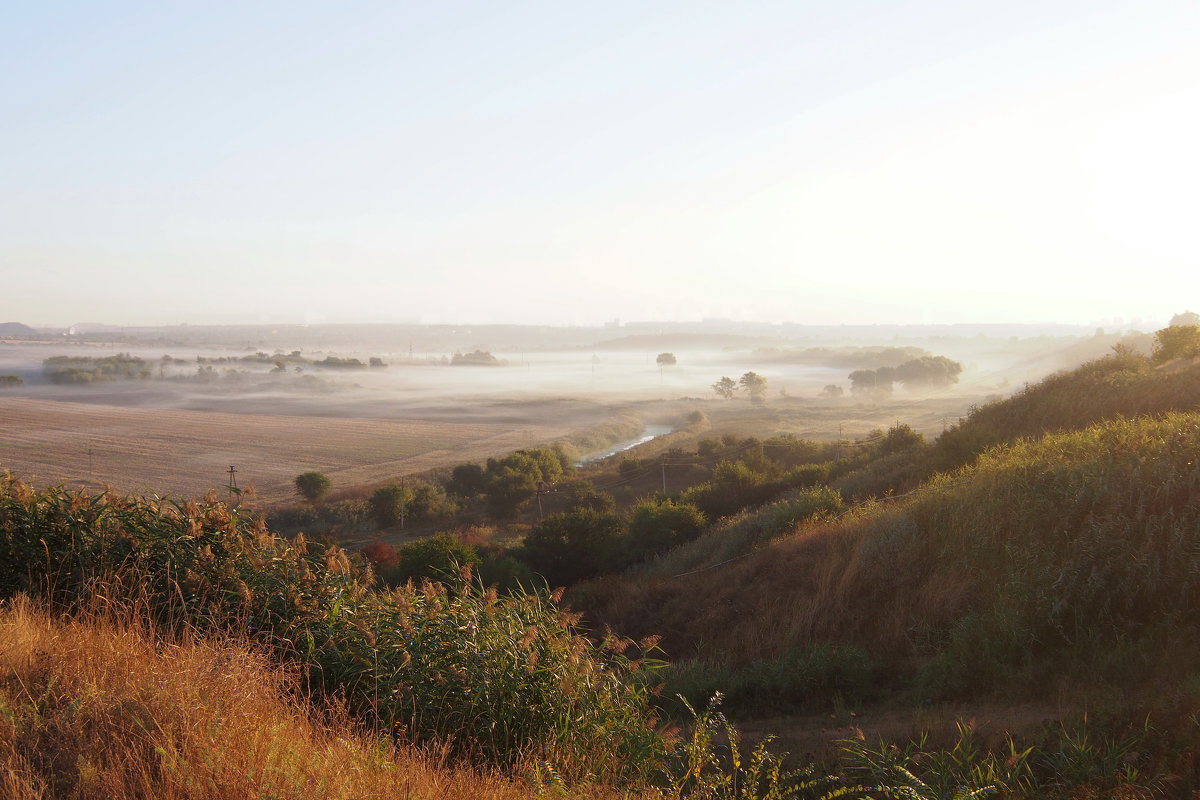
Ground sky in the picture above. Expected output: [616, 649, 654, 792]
[2, 1, 1198, 329]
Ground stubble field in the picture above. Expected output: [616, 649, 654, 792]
[0, 396, 582, 504]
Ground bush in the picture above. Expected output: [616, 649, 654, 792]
[392, 532, 479, 585]
[1152, 324, 1200, 362]
[0, 475, 665, 784]
[293, 471, 331, 503]
[625, 498, 706, 562]
[369, 484, 410, 528]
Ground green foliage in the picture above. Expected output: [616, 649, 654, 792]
[392, 532, 479, 585]
[1152, 324, 1200, 362]
[42, 353, 152, 383]
[484, 447, 573, 520]
[0, 374, 23, 386]
[447, 462, 486, 497]
[658, 352, 678, 367]
[663, 696, 831, 800]
[562, 479, 617, 514]
[0, 475, 664, 784]
[878, 424, 926, 457]
[839, 724, 1027, 800]
[520, 509, 625, 585]
[369, 484, 411, 528]
[626, 497, 707, 561]
[901, 413, 1200, 697]
[314, 355, 366, 368]
[293, 471, 331, 504]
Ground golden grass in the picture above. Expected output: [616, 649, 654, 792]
[0, 596, 619, 800]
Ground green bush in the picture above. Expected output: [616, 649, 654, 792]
[0, 475, 664, 784]
[293, 471, 331, 503]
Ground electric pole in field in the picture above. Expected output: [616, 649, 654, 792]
[227, 465, 238, 502]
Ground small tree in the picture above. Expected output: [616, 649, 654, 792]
[447, 462, 486, 497]
[369, 484, 412, 529]
[293, 471, 331, 504]
[738, 371, 768, 401]
[656, 352, 677, 374]
[1153, 324, 1200, 363]
[712, 376, 736, 399]
[820, 384, 844, 399]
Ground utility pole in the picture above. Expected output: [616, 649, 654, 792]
[661, 462, 668, 494]
[835, 424, 843, 461]
[227, 465, 238, 503]
[400, 478, 406, 530]
[536, 481, 545, 523]
[88, 447, 93, 475]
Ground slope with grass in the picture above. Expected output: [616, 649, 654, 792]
[0, 597, 551, 800]
[576, 353, 1200, 713]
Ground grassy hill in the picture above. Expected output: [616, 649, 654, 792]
[4, 337, 1200, 797]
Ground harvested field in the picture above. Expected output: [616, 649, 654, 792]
[0, 397, 583, 504]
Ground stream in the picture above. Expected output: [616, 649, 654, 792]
[575, 424, 673, 466]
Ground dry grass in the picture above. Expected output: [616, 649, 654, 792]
[0, 397, 575, 504]
[0, 596, 601, 800]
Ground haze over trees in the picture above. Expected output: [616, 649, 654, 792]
[850, 355, 963, 396]
[711, 375, 737, 399]
[738, 371, 768, 401]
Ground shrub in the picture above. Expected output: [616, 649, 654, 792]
[0, 475, 665, 784]
[293, 471, 331, 503]
[392, 532, 479, 585]
[369, 484, 410, 528]
[625, 498, 706, 562]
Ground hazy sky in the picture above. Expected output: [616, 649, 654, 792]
[3, 1, 1197, 328]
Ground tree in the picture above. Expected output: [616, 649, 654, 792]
[820, 384, 844, 399]
[520, 509, 624, 585]
[396, 533, 479, 585]
[369, 484, 412, 528]
[625, 498, 706, 562]
[656, 352, 677, 374]
[712, 376, 737, 399]
[1153, 324, 1200, 363]
[738, 371, 768, 401]
[1170, 310, 1200, 327]
[893, 356, 963, 390]
[562, 480, 616, 514]
[848, 367, 895, 397]
[480, 446, 574, 521]
[293, 471, 331, 504]
[447, 463, 486, 497]
[878, 422, 926, 456]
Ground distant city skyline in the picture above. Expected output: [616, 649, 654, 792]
[3, 1, 1197, 329]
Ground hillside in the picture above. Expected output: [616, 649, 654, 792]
[0, 322, 38, 338]
[4, 335, 1200, 797]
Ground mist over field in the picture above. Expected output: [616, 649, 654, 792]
[0, 319, 1155, 503]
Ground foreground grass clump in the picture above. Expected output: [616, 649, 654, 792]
[0, 596, 544, 800]
[0, 474, 661, 785]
